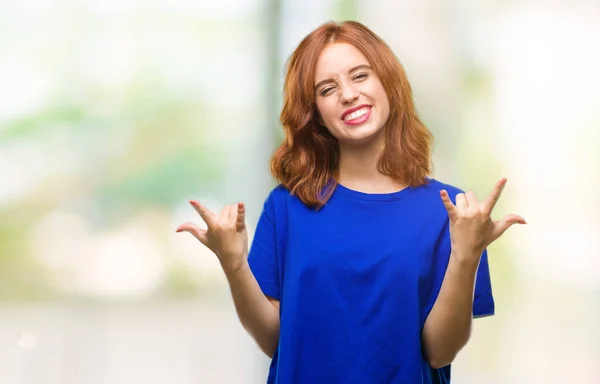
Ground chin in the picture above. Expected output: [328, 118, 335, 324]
[339, 125, 384, 145]
[341, 133, 382, 147]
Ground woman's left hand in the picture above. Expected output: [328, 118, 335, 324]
[440, 178, 526, 265]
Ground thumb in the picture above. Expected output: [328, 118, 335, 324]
[492, 214, 526, 239]
[176, 222, 208, 245]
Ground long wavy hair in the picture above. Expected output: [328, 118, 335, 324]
[270, 21, 434, 209]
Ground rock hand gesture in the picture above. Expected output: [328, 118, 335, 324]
[176, 201, 248, 273]
[440, 178, 526, 264]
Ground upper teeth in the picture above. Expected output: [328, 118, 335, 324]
[344, 107, 369, 121]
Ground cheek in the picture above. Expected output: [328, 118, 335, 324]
[316, 101, 338, 125]
[377, 91, 391, 119]
[381, 98, 390, 119]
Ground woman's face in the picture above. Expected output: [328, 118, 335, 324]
[313, 43, 390, 147]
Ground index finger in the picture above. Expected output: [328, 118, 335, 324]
[189, 200, 216, 227]
[482, 178, 507, 214]
[440, 190, 459, 221]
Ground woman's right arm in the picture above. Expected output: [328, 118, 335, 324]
[223, 261, 280, 357]
[176, 200, 280, 357]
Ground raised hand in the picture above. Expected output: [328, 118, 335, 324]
[176, 201, 248, 273]
[440, 178, 526, 263]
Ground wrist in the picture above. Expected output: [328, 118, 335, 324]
[221, 257, 249, 278]
[450, 249, 482, 272]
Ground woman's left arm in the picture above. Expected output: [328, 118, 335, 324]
[422, 178, 526, 369]
[421, 249, 481, 369]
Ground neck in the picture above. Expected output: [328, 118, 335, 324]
[337, 136, 404, 194]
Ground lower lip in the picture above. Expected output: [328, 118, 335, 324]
[342, 108, 372, 126]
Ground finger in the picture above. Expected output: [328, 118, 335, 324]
[491, 213, 527, 240]
[482, 178, 507, 214]
[236, 202, 246, 232]
[465, 190, 479, 209]
[228, 203, 237, 221]
[220, 204, 233, 224]
[175, 222, 208, 244]
[503, 213, 527, 225]
[189, 200, 215, 227]
[440, 190, 459, 221]
[456, 193, 468, 210]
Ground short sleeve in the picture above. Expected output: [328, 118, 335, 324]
[247, 194, 280, 301]
[473, 249, 495, 317]
[422, 221, 495, 323]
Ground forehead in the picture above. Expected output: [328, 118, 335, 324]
[314, 43, 370, 81]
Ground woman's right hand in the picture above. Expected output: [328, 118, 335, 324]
[176, 200, 248, 274]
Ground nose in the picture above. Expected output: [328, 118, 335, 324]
[339, 82, 359, 104]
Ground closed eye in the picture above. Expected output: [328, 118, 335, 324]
[353, 72, 369, 81]
[320, 86, 335, 96]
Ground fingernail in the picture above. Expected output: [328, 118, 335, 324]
[175, 229, 182, 233]
[189, 200, 196, 206]
[238, 202, 244, 208]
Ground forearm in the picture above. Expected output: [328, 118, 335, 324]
[421, 250, 480, 368]
[223, 260, 280, 358]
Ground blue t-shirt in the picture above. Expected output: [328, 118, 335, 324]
[248, 178, 494, 384]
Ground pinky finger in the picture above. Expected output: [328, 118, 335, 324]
[440, 190, 458, 221]
[236, 202, 246, 232]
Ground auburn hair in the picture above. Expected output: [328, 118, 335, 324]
[270, 20, 433, 209]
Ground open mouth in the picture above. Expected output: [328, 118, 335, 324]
[342, 106, 372, 125]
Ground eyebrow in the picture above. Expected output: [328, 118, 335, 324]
[314, 64, 372, 91]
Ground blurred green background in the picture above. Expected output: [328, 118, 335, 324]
[0, 0, 598, 383]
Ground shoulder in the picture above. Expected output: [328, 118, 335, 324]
[264, 184, 295, 206]
[425, 178, 465, 201]
[261, 184, 302, 218]
[418, 178, 465, 203]
[407, 178, 466, 223]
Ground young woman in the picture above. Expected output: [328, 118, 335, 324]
[176, 20, 525, 383]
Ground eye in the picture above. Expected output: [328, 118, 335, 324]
[353, 72, 369, 81]
[320, 86, 335, 96]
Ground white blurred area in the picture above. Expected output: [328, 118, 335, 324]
[0, 0, 598, 383]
